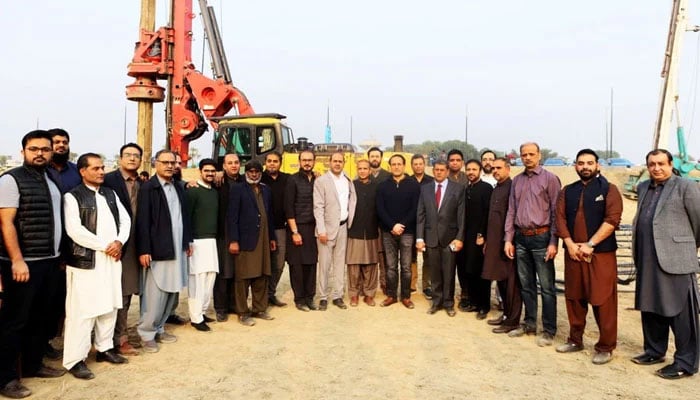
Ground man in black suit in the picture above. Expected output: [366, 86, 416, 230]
[460, 159, 494, 320]
[416, 160, 465, 317]
[103, 143, 143, 356]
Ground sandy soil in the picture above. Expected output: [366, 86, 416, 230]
[25, 167, 697, 399]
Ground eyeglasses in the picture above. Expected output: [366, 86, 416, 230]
[122, 152, 142, 159]
[26, 147, 52, 153]
[156, 160, 177, 166]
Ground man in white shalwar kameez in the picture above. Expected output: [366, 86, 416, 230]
[63, 153, 131, 380]
[186, 159, 219, 331]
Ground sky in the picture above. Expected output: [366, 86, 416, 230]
[3, 0, 700, 164]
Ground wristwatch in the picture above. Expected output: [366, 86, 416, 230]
[587, 240, 595, 248]
[292, 230, 299, 235]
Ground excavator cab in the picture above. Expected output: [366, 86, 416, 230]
[211, 113, 294, 168]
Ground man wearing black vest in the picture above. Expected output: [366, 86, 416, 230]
[554, 149, 622, 365]
[0, 130, 66, 399]
[63, 153, 131, 379]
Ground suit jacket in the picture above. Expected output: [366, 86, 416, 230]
[632, 174, 700, 274]
[136, 175, 193, 260]
[103, 170, 136, 246]
[313, 171, 357, 240]
[416, 180, 465, 248]
[227, 183, 276, 252]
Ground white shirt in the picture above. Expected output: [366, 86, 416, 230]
[434, 179, 448, 210]
[481, 172, 497, 187]
[332, 172, 350, 221]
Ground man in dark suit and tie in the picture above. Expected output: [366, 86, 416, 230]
[416, 160, 465, 317]
[631, 149, 700, 380]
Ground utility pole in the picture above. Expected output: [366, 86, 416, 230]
[135, 0, 157, 172]
[465, 105, 469, 145]
[609, 88, 614, 159]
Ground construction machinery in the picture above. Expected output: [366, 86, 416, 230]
[624, 0, 700, 199]
[126, 0, 410, 176]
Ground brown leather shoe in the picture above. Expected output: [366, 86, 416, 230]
[401, 298, 415, 309]
[380, 297, 397, 307]
[487, 314, 505, 326]
[118, 342, 140, 356]
[492, 325, 519, 334]
[350, 296, 359, 307]
[364, 296, 376, 306]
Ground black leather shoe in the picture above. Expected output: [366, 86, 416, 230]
[476, 310, 489, 320]
[252, 311, 275, 320]
[96, 350, 128, 364]
[69, 361, 95, 380]
[165, 314, 187, 325]
[445, 308, 457, 317]
[190, 321, 212, 332]
[307, 301, 319, 311]
[319, 300, 328, 311]
[655, 363, 694, 379]
[0, 379, 31, 399]
[423, 288, 433, 300]
[44, 343, 62, 360]
[332, 298, 347, 309]
[426, 306, 440, 315]
[296, 303, 310, 312]
[458, 298, 470, 311]
[215, 312, 228, 322]
[631, 353, 666, 366]
[27, 364, 66, 378]
[269, 297, 288, 307]
[202, 315, 215, 323]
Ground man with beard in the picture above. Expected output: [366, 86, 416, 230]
[346, 160, 380, 306]
[313, 152, 356, 310]
[103, 143, 143, 356]
[631, 149, 700, 379]
[46, 128, 81, 192]
[459, 160, 493, 320]
[62, 153, 130, 380]
[376, 155, 421, 309]
[285, 150, 319, 311]
[0, 130, 66, 399]
[136, 150, 192, 353]
[213, 153, 244, 321]
[480, 150, 497, 187]
[367, 147, 390, 183]
[367, 146, 390, 294]
[417, 160, 465, 317]
[504, 142, 561, 347]
[408, 154, 434, 297]
[261, 152, 290, 307]
[482, 158, 523, 334]
[228, 160, 276, 326]
[44, 128, 81, 360]
[554, 149, 622, 365]
[185, 159, 220, 332]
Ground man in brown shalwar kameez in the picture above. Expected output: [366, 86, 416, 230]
[227, 160, 276, 326]
[554, 149, 622, 365]
[482, 158, 522, 334]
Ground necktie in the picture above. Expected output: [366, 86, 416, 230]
[435, 183, 442, 209]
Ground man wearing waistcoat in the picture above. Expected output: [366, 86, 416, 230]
[63, 153, 131, 379]
[0, 130, 66, 399]
[554, 149, 622, 365]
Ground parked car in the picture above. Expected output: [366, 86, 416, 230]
[543, 158, 566, 166]
[607, 158, 633, 167]
[513, 159, 524, 166]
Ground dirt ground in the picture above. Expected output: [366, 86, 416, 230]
[26, 167, 698, 399]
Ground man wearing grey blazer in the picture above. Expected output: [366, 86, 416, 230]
[632, 149, 700, 380]
[416, 160, 465, 317]
[313, 152, 357, 310]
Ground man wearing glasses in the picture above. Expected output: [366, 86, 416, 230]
[0, 130, 66, 399]
[103, 143, 144, 356]
[136, 150, 193, 353]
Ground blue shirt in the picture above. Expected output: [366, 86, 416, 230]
[47, 161, 81, 193]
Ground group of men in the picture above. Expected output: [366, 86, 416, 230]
[0, 131, 699, 399]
